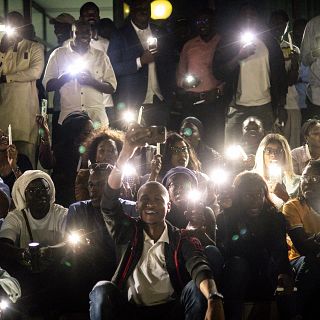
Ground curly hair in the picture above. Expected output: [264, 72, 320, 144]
[83, 126, 124, 164]
[160, 132, 201, 176]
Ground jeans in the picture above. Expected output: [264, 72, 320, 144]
[89, 280, 207, 320]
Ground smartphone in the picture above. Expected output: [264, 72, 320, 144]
[145, 126, 167, 145]
[41, 99, 47, 117]
[147, 37, 157, 52]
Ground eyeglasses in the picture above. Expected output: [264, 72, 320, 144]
[169, 146, 189, 154]
[300, 175, 320, 184]
[264, 147, 284, 156]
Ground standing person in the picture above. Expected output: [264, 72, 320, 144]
[177, 8, 224, 151]
[48, 13, 75, 146]
[89, 125, 224, 320]
[108, 0, 175, 127]
[49, 13, 75, 50]
[213, 4, 287, 145]
[300, 15, 320, 121]
[0, 11, 44, 167]
[43, 20, 117, 128]
[269, 10, 301, 149]
[79, 2, 109, 53]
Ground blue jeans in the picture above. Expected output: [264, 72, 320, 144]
[89, 280, 207, 320]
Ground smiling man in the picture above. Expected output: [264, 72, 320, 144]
[43, 19, 117, 127]
[89, 125, 224, 320]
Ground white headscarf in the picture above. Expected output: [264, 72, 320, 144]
[12, 170, 55, 211]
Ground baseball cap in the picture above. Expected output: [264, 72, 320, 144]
[50, 13, 75, 25]
[162, 166, 198, 189]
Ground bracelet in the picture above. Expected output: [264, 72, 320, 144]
[208, 292, 224, 301]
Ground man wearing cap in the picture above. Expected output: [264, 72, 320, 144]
[47, 13, 75, 145]
[49, 13, 75, 49]
[43, 20, 117, 127]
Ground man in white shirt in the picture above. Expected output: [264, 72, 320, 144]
[301, 15, 320, 121]
[43, 20, 117, 127]
[0, 11, 44, 166]
[213, 4, 287, 145]
[108, 0, 175, 127]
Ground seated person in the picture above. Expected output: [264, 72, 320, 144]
[0, 170, 67, 317]
[217, 172, 295, 320]
[75, 127, 124, 201]
[66, 164, 119, 312]
[291, 119, 320, 175]
[253, 133, 300, 210]
[180, 117, 222, 175]
[0, 129, 32, 193]
[283, 160, 320, 319]
[149, 132, 219, 214]
[162, 166, 216, 245]
[241, 116, 265, 157]
[89, 125, 224, 320]
[0, 178, 11, 227]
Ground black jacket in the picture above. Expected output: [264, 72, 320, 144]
[212, 28, 287, 114]
[101, 184, 214, 295]
[216, 206, 291, 275]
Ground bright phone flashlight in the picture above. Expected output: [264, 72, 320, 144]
[210, 168, 229, 185]
[226, 145, 248, 161]
[268, 160, 282, 183]
[5, 25, 16, 37]
[0, 299, 9, 311]
[67, 58, 87, 75]
[123, 163, 137, 177]
[241, 31, 255, 46]
[68, 231, 81, 245]
[122, 110, 136, 124]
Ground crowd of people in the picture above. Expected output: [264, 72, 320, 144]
[1, 0, 320, 319]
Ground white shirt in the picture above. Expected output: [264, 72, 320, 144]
[236, 39, 271, 106]
[301, 15, 320, 106]
[131, 21, 163, 104]
[127, 224, 175, 306]
[0, 39, 44, 142]
[43, 42, 117, 125]
[90, 36, 109, 53]
[0, 204, 67, 248]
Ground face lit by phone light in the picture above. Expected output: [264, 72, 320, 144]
[67, 58, 87, 75]
[167, 173, 193, 209]
[240, 31, 255, 46]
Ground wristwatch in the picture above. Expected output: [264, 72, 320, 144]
[208, 292, 224, 300]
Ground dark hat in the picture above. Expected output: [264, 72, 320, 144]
[162, 166, 198, 188]
[50, 13, 75, 25]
